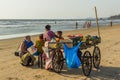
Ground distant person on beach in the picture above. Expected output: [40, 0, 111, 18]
[110, 21, 112, 27]
[87, 21, 91, 28]
[20, 35, 34, 57]
[55, 21, 56, 24]
[83, 21, 87, 28]
[76, 21, 78, 29]
[83, 21, 91, 28]
[43, 24, 56, 41]
[89, 20, 91, 27]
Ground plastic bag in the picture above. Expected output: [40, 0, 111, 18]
[64, 42, 82, 68]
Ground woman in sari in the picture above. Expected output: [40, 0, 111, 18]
[43, 25, 56, 70]
[43, 25, 56, 41]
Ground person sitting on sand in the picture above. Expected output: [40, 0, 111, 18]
[20, 35, 34, 57]
[43, 24, 56, 41]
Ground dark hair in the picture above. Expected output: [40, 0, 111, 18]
[39, 34, 43, 39]
[45, 25, 51, 30]
[25, 35, 30, 39]
[57, 31, 62, 34]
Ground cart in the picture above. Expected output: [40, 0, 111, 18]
[47, 35, 101, 76]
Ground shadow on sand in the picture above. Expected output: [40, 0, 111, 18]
[60, 65, 120, 80]
[26, 62, 120, 80]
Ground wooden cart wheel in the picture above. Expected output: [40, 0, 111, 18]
[82, 51, 92, 76]
[93, 46, 101, 69]
[52, 50, 64, 73]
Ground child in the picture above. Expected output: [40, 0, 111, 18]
[34, 34, 45, 56]
[56, 31, 64, 42]
[33, 34, 45, 68]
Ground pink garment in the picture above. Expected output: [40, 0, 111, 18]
[42, 53, 52, 70]
[42, 41, 53, 70]
[43, 30, 55, 41]
[45, 57, 52, 70]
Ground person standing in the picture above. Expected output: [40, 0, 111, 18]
[83, 21, 87, 28]
[43, 24, 56, 41]
[110, 21, 112, 27]
[76, 21, 78, 29]
[43, 25, 56, 70]
[34, 34, 45, 68]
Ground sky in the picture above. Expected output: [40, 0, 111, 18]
[0, 0, 120, 19]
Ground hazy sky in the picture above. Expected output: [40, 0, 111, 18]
[0, 0, 119, 19]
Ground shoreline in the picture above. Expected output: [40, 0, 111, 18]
[0, 27, 84, 41]
[0, 23, 120, 41]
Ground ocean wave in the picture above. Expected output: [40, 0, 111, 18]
[0, 32, 41, 40]
[0, 19, 120, 40]
[0, 25, 37, 28]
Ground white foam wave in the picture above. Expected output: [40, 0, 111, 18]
[0, 32, 41, 40]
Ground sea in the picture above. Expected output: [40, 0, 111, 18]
[0, 19, 120, 40]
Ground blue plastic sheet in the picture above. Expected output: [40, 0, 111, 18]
[64, 42, 82, 68]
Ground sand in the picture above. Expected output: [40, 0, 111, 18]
[0, 25, 120, 80]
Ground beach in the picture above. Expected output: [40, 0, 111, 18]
[0, 25, 120, 80]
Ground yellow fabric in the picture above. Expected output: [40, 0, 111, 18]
[20, 52, 36, 65]
[35, 39, 44, 53]
[53, 43, 59, 48]
[82, 37, 86, 42]
[55, 37, 64, 42]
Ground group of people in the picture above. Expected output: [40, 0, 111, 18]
[75, 21, 92, 29]
[20, 24, 64, 69]
[83, 21, 91, 28]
